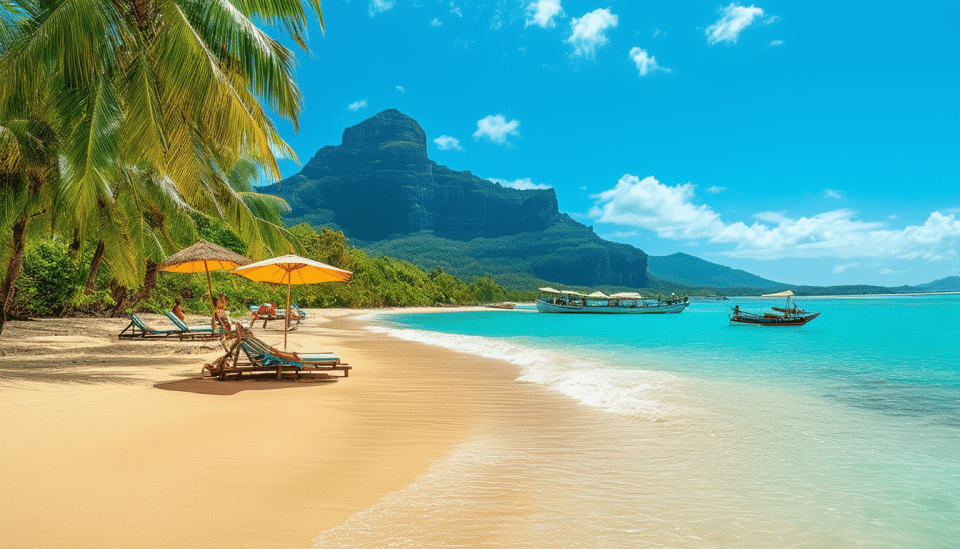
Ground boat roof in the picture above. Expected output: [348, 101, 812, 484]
[610, 292, 643, 299]
[538, 287, 561, 294]
[587, 291, 609, 298]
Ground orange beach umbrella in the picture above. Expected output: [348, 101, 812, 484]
[231, 254, 352, 350]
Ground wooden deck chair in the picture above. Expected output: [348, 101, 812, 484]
[204, 325, 349, 380]
[118, 313, 184, 340]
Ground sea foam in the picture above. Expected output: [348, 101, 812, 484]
[366, 323, 694, 421]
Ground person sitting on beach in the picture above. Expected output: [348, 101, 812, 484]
[172, 299, 185, 321]
[252, 302, 277, 320]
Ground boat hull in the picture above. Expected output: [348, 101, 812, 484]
[729, 312, 820, 326]
[536, 298, 689, 314]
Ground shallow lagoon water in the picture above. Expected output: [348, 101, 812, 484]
[314, 295, 960, 548]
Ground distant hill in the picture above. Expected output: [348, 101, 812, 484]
[910, 276, 960, 293]
[261, 109, 958, 296]
[262, 109, 648, 288]
[647, 253, 783, 290]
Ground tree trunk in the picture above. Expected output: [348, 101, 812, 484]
[84, 241, 105, 294]
[0, 218, 28, 336]
[109, 279, 128, 317]
[132, 258, 158, 306]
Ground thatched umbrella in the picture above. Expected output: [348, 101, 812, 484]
[158, 240, 251, 323]
[232, 254, 352, 352]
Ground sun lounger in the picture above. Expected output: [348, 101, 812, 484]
[204, 325, 350, 380]
[249, 303, 303, 329]
[164, 311, 215, 333]
[119, 313, 184, 339]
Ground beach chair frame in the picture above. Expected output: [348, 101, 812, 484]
[119, 313, 186, 340]
[203, 325, 350, 381]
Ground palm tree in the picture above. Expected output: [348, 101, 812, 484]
[0, 0, 323, 332]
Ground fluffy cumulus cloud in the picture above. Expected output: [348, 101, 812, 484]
[348, 100, 368, 111]
[706, 185, 727, 193]
[628, 47, 668, 76]
[487, 177, 552, 190]
[526, 0, 563, 28]
[706, 3, 764, 45]
[369, 0, 394, 17]
[567, 8, 618, 58]
[431, 18, 442, 26]
[473, 114, 520, 144]
[434, 135, 464, 151]
[589, 174, 960, 261]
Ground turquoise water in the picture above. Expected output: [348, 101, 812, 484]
[315, 295, 960, 548]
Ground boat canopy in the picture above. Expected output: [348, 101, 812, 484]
[610, 292, 643, 299]
[587, 291, 609, 298]
[561, 290, 586, 296]
[538, 287, 562, 294]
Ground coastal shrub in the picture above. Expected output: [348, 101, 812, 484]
[13, 239, 82, 316]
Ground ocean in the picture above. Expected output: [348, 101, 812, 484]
[314, 295, 960, 548]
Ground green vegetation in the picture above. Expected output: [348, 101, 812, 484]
[7, 224, 536, 320]
[0, 1, 325, 333]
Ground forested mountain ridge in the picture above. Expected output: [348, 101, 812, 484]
[261, 109, 648, 287]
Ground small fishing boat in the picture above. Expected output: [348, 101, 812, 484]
[536, 288, 689, 314]
[729, 298, 820, 326]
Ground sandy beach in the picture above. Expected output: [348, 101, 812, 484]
[0, 308, 574, 549]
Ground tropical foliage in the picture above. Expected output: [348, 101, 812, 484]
[7, 225, 535, 318]
[0, 0, 325, 333]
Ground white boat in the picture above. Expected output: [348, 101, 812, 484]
[535, 288, 689, 314]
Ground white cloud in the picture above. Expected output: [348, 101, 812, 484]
[473, 114, 520, 144]
[396, 85, 405, 92]
[833, 262, 859, 273]
[348, 100, 368, 111]
[589, 174, 960, 261]
[450, 3, 462, 18]
[824, 189, 844, 199]
[431, 18, 442, 26]
[369, 0, 394, 17]
[434, 135, 464, 151]
[567, 8, 618, 58]
[706, 3, 764, 45]
[706, 185, 727, 193]
[628, 47, 668, 76]
[488, 177, 552, 190]
[888, 214, 899, 220]
[770, 39, 783, 46]
[526, 0, 563, 28]
[764, 15, 780, 24]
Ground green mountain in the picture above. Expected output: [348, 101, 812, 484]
[647, 252, 783, 290]
[262, 109, 648, 288]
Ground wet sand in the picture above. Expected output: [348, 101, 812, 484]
[0, 308, 572, 548]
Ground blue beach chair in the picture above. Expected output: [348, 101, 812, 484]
[118, 313, 185, 340]
[204, 325, 350, 380]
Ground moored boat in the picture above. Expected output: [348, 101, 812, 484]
[536, 288, 689, 314]
[729, 298, 820, 326]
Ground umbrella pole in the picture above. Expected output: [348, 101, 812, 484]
[204, 260, 216, 321]
[284, 270, 292, 351]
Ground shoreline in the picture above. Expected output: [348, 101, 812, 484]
[0, 307, 572, 548]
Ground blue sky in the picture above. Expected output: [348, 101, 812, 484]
[266, 0, 959, 287]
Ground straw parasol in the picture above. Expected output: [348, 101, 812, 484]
[158, 240, 251, 325]
[232, 254, 352, 351]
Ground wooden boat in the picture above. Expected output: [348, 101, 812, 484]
[536, 288, 689, 314]
[729, 298, 820, 326]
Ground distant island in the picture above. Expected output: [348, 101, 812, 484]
[263, 109, 960, 296]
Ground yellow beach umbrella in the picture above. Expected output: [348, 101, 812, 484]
[231, 254, 352, 350]
[158, 240, 251, 324]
